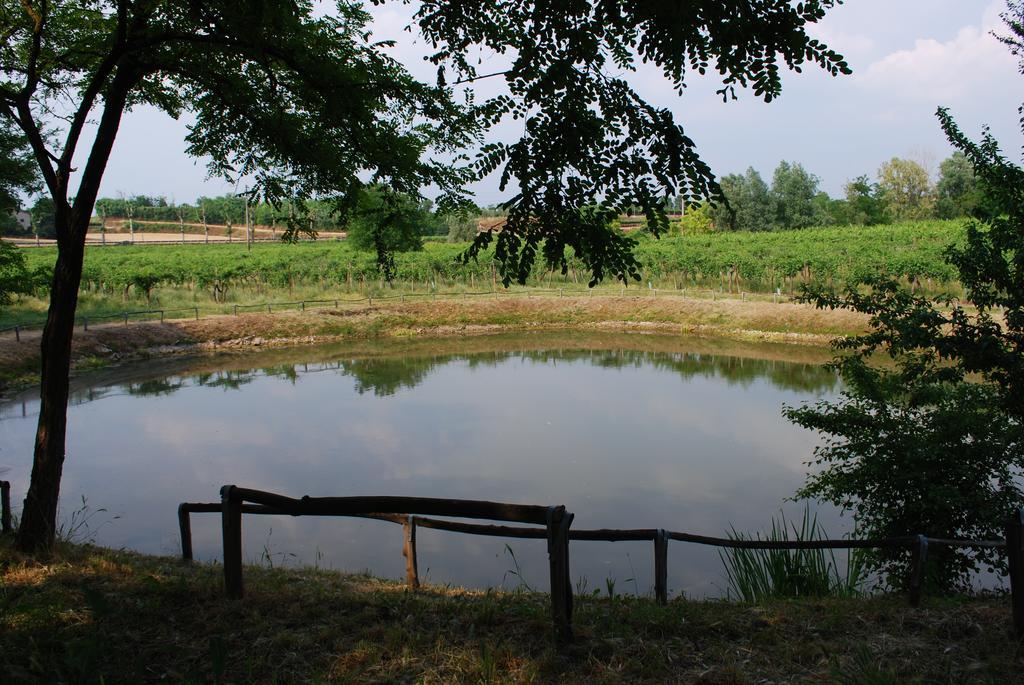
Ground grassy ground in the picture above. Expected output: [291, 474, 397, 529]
[0, 294, 868, 393]
[0, 280, 830, 329]
[0, 540, 1018, 684]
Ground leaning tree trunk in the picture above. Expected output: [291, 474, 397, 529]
[10, 54, 135, 554]
[15, 210, 87, 553]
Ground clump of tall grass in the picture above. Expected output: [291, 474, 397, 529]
[720, 506, 866, 601]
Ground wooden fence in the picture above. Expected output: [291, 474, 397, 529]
[175, 486, 1024, 644]
[0, 481, 1019, 644]
[213, 486, 575, 642]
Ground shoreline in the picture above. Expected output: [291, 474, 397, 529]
[0, 294, 863, 394]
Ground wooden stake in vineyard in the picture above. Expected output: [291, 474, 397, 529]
[127, 202, 135, 243]
[201, 203, 209, 244]
[244, 195, 252, 252]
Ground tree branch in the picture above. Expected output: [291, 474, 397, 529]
[58, 49, 125, 178]
[2, 98, 59, 198]
[19, 0, 46, 99]
[70, 64, 137, 239]
[452, 69, 509, 85]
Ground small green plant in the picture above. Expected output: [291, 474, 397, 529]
[719, 505, 866, 602]
[475, 642, 499, 684]
[500, 544, 533, 592]
[831, 645, 900, 685]
[258, 527, 298, 569]
[56, 495, 120, 544]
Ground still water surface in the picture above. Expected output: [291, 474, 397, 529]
[0, 332, 841, 598]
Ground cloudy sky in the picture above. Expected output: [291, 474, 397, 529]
[86, 0, 1022, 204]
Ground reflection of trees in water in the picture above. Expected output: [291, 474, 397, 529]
[259, 364, 299, 384]
[125, 378, 185, 397]
[196, 370, 257, 390]
[462, 349, 838, 394]
[53, 347, 838, 406]
[339, 357, 435, 396]
[6, 335, 839, 423]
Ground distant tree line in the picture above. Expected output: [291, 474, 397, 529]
[23, 154, 979, 246]
[699, 152, 980, 233]
[95, 189, 438, 232]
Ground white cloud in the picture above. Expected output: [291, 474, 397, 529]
[807, 24, 877, 65]
[858, 2, 1016, 103]
[140, 415, 274, 453]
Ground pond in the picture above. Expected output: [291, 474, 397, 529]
[0, 331, 843, 598]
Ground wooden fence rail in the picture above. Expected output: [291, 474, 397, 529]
[175, 493, 1023, 641]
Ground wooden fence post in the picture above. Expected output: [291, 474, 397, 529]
[0, 480, 11, 534]
[403, 515, 420, 589]
[654, 529, 668, 605]
[908, 534, 928, 607]
[1007, 508, 1024, 640]
[546, 506, 573, 645]
[178, 503, 193, 562]
[221, 485, 244, 599]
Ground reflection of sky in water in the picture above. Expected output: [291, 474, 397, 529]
[0, 335, 847, 597]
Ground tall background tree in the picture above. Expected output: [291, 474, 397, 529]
[710, 168, 774, 231]
[1, 0, 847, 551]
[876, 157, 935, 221]
[770, 161, 823, 229]
[935, 151, 981, 219]
[839, 174, 888, 226]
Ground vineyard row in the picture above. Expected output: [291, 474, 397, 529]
[20, 220, 967, 300]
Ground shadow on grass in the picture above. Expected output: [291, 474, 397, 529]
[0, 542, 1019, 684]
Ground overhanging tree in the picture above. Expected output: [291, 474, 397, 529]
[2, 0, 476, 551]
[2, 0, 847, 551]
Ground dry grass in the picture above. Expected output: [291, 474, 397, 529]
[0, 541, 1019, 684]
[0, 294, 865, 392]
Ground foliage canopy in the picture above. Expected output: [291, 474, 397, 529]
[785, 2, 1024, 591]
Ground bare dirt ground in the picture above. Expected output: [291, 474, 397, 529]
[0, 295, 868, 391]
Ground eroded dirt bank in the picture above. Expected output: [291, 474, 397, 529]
[0, 295, 867, 391]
